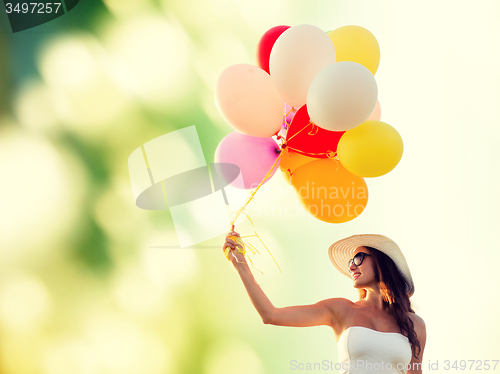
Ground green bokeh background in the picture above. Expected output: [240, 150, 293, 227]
[1, 0, 499, 373]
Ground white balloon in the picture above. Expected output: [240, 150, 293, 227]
[270, 24, 336, 107]
[307, 61, 378, 131]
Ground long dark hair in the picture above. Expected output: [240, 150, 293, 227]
[358, 246, 421, 359]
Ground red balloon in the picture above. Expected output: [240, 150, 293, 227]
[257, 25, 290, 74]
[286, 105, 345, 158]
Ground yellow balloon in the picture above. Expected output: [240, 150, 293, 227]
[337, 120, 403, 178]
[290, 159, 368, 223]
[279, 148, 317, 184]
[328, 26, 380, 75]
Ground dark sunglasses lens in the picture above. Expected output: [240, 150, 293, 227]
[353, 253, 364, 266]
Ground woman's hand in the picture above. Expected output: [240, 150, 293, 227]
[223, 231, 247, 265]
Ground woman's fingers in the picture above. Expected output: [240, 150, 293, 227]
[226, 238, 242, 248]
[223, 232, 243, 256]
[223, 241, 243, 254]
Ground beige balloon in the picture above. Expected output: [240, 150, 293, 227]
[270, 24, 336, 107]
[215, 64, 283, 138]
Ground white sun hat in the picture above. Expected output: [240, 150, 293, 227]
[328, 234, 414, 297]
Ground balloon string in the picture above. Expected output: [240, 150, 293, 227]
[286, 119, 325, 145]
[286, 120, 314, 142]
[225, 107, 297, 275]
[225, 145, 284, 275]
[229, 150, 284, 229]
[284, 120, 338, 158]
[308, 123, 319, 136]
[225, 215, 280, 283]
[284, 146, 338, 160]
[282, 106, 297, 129]
[244, 213, 282, 274]
[224, 230, 264, 278]
[281, 148, 338, 181]
[281, 120, 339, 180]
[227, 111, 329, 276]
[228, 118, 337, 227]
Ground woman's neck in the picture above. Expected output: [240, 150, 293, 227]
[362, 288, 386, 310]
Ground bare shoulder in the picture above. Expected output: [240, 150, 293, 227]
[408, 312, 425, 329]
[317, 298, 356, 335]
[320, 298, 355, 319]
[322, 297, 354, 309]
[408, 312, 427, 341]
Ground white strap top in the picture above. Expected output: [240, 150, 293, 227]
[337, 326, 412, 374]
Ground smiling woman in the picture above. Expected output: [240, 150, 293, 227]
[223, 233, 426, 374]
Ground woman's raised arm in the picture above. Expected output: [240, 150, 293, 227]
[223, 232, 347, 328]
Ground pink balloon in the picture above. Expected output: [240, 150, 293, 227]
[215, 64, 283, 138]
[367, 100, 381, 121]
[215, 132, 281, 189]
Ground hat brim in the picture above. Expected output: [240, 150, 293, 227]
[328, 234, 414, 297]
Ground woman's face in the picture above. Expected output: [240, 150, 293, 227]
[350, 246, 377, 290]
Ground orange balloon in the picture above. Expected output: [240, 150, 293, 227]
[278, 147, 317, 184]
[367, 100, 381, 121]
[290, 159, 368, 223]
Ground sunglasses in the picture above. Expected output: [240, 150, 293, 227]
[348, 252, 372, 273]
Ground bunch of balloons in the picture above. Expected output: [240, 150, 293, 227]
[214, 24, 404, 224]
